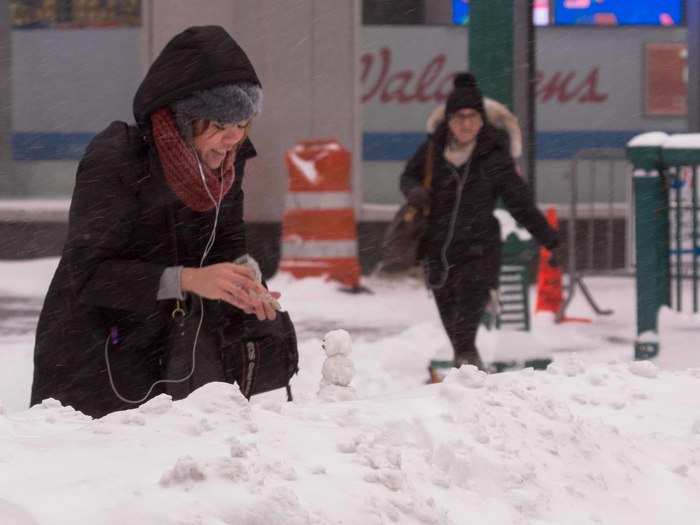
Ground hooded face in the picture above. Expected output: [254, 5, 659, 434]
[448, 108, 483, 147]
[192, 119, 250, 169]
[133, 26, 262, 132]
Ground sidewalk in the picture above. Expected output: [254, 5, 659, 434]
[0, 296, 42, 337]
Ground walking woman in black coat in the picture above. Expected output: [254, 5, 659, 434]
[400, 73, 559, 371]
[30, 26, 279, 417]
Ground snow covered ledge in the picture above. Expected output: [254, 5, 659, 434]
[626, 132, 669, 148]
[626, 132, 668, 177]
[661, 134, 700, 167]
[0, 199, 70, 223]
[662, 133, 700, 149]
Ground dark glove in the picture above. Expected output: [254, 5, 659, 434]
[548, 251, 559, 268]
[407, 186, 431, 208]
[546, 238, 562, 268]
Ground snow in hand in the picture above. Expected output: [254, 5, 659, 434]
[1, 261, 700, 524]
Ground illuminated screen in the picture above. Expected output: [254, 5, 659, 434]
[554, 0, 683, 26]
[452, 0, 551, 26]
[452, 0, 469, 25]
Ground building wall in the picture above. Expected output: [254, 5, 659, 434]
[423, 0, 452, 25]
[1, 27, 141, 197]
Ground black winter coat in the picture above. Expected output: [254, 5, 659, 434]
[400, 124, 558, 289]
[31, 26, 260, 417]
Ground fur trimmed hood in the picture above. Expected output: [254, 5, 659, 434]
[426, 98, 523, 159]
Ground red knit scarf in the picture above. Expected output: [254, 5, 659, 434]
[151, 107, 236, 212]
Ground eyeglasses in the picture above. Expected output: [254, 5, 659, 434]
[449, 112, 482, 124]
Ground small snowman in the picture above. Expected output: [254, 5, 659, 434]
[318, 329, 356, 402]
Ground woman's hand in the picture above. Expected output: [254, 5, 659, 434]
[181, 263, 279, 320]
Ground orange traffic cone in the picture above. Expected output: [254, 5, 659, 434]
[536, 208, 591, 323]
[279, 140, 362, 289]
[535, 208, 563, 314]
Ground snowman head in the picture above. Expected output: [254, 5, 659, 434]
[321, 329, 352, 357]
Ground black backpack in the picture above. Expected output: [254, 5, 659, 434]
[223, 310, 299, 401]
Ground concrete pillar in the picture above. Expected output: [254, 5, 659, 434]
[0, 0, 11, 165]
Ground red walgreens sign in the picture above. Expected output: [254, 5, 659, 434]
[361, 47, 608, 106]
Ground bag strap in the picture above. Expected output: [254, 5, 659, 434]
[422, 140, 434, 189]
[403, 140, 435, 223]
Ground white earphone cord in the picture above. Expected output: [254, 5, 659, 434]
[105, 153, 224, 404]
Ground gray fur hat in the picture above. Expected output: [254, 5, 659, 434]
[172, 82, 263, 138]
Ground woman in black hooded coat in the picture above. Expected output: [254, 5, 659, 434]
[400, 74, 559, 370]
[30, 26, 279, 418]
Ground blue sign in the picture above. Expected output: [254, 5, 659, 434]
[452, 0, 469, 25]
[554, 0, 682, 26]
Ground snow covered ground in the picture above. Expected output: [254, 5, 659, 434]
[1, 258, 699, 524]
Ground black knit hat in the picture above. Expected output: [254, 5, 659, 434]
[445, 73, 485, 118]
[171, 82, 263, 139]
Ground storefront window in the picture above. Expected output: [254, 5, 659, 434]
[11, 0, 141, 29]
[1, 1, 142, 198]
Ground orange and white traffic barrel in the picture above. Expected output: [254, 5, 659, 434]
[279, 139, 361, 288]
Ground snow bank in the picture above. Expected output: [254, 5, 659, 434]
[2, 258, 700, 523]
[2, 365, 700, 524]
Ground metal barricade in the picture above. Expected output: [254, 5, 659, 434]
[558, 148, 622, 321]
[667, 165, 700, 314]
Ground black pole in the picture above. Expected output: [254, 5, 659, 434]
[0, 0, 10, 168]
[527, 0, 536, 197]
[512, 0, 536, 193]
